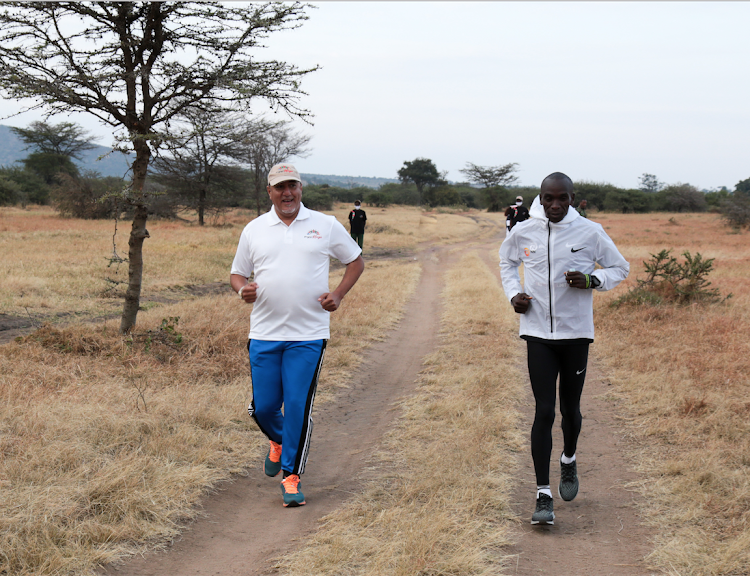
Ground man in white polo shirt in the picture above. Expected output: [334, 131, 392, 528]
[230, 163, 364, 508]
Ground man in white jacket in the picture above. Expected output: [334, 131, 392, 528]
[499, 172, 629, 525]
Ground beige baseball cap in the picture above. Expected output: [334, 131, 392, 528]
[268, 163, 301, 187]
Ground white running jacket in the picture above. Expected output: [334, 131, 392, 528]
[499, 196, 630, 340]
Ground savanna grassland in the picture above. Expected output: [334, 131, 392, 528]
[1, 205, 749, 576]
[0, 203, 500, 575]
[591, 212, 750, 575]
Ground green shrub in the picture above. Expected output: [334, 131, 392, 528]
[612, 249, 730, 307]
[300, 189, 333, 211]
[364, 190, 392, 207]
[720, 195, 750, 230]
[603, 189, 651, 213]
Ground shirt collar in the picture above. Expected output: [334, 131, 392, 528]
[266, 202, 311, 226]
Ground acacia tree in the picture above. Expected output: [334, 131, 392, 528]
[460, 162, 518, 212]
[639, 173, 663, 194]
[151, 106, 253, 226]
[0, 2, 316, 332]
[11, 120, 98, 185]
[397, 158, 445, 204]
[243, 120, 311, 216]
[10, 120, 97, 159]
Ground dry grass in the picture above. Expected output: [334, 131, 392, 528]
[0, 203, 438, 575]
[328, 203, 503, 253]
[277, 251, 527, 576]
[589, 212, 750, 575]
[0, 204, 494, 322]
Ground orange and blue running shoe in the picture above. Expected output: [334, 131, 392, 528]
[265, 440, 282, 477]
[280, 474, 306, 507]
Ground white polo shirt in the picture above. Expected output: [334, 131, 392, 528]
[231, 203, 362, 341]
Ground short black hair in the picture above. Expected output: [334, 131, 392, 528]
[541, 172, 574, 196]
[355, 199, 361, 204]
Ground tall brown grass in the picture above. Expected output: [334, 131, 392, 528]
[591, 212, 750, 575]
[0, 202, 433, 575]
[277, 251, 527, 576]
[0, 204, 491, 321]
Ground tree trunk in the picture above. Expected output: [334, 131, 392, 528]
[198, 188, 205, 226]
[120, 138, 151, 333]
[120, 203, 150, 332]
[254, 166, 264, 216]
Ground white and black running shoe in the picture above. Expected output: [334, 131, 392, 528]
[531, 493, 555, 525]
[558, 457, 579, 502]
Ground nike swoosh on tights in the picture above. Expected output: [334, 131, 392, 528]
[576, 368, 586, 375]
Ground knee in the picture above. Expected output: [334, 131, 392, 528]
[559, 400, 581, 421]
[251, 399, 281, 421]
[534, 404, 556, 428]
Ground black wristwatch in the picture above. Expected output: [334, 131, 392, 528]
[590, 275, 601, 289]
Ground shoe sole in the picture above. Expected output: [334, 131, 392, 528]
[283, 499, 306, 507]
[530, 517, 554, 525]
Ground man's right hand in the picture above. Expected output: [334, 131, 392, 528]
[511, 292, 533, 314]
[239, 282, 259, 303]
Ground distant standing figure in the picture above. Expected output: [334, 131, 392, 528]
[349, 200, 367, 249]
[576, 199, 588, 218]
[506, 195, 530, 232]
[499, 172, 629, 526]
[230, 163, 364, 508]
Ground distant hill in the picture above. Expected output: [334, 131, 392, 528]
[301, 173, 398, 189]
[0, 124, 133, 178]
[0, 124, 398, 187]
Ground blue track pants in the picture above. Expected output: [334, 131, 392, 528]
[248, 339, 326, 475]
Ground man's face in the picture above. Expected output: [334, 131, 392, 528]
[267, 180, 302, 220]
[540, 179, 575, 223]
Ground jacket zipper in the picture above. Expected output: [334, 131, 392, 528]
[547, 221, 553, 333]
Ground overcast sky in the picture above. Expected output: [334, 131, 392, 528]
[3, 2, 748, 190]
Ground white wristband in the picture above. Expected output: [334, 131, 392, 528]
[238, 287, 243, 299]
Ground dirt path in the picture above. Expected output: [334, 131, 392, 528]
[476, 226, 658, 576]
[100, 245, 447, 576]
[100, 216, 658, 576]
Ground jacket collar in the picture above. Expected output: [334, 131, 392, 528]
[528, 195, 580, 226]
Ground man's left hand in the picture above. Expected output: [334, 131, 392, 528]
[318, 292, 342, 312]
[565, 270, 587, 289]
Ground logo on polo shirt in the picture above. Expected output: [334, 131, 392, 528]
[304, 229, 323, 240]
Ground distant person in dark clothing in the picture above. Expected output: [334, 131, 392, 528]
[348, 200, 367, 248]
[576, 199, 588, 218]
[506, 195, 530, 232]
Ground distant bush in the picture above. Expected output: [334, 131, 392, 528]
[720, 196, 750, 230]
[300, 189, 333, 211]
[612, 249, 730, 307]
[658, 183, 707, 212]
[51, 172, 125, 219]
[704, 187, 731, 211]
[603, 189, 651, 213]
[0, 166, 50, 206]
[379, 182, 420, 206]
[0, 173, 22, 206]
[364, 190, 392, 207]
[573, 181, 620, 211]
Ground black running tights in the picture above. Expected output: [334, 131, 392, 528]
[526, 340, 589, 486]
